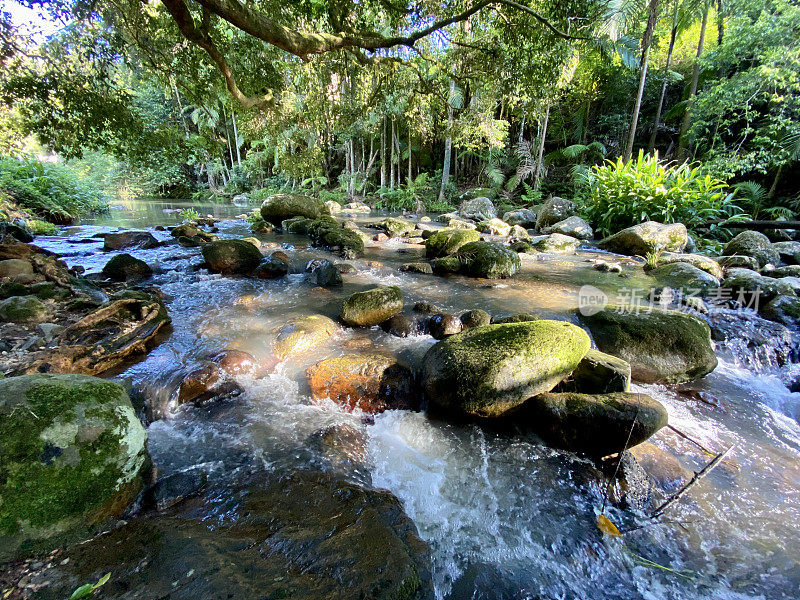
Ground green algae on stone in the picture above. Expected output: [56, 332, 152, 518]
[0, 374, 149, 560]
[259, 193, 328, 225]
[101, 253, 152, 282]
[202, 239, 263, 275]
[424, 228, 480, 258]
[340, 286, 403, 327]
[377, 217, 416, 237]
[307, 216, 365, 258]
[0, 295, 51, 323]
[554, 348, 631, 394]
[579, 307, 717, 384]
[454, 241, 520, 278]
[422, 320, 591, 418]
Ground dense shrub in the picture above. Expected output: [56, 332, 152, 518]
[581, 151, 742, 237]
[0, 156, 108, 223]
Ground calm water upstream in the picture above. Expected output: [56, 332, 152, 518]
[32, 198, 800, 599]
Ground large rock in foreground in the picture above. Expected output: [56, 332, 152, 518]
[598, 221, 688, 256]
[341, 286, 403, 327]
[519, 392, 668, 456]
[202, 239, 262, 275]
[307, 353, 418, 413]
[579, 307, 717, 383]
[454, 241, 521, 278]
[722, 230, 779, 267]
[260, 193, 328, 225]
[0, 374, 149, 560]
[423, 320, 590, 418]
[24, 469, 434, 600]
[273, 314, 338, 360]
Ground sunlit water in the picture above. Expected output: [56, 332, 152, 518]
[32, 199, 800, 599]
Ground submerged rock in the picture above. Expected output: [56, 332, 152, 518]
[544, 216, 593, 240]
[101, 253, 152, 282]
[273, 315, 338, 360]
[211, 348, 271, 377]
[423, 320, 590, 418]
[202, 239, 262, 275]
[0, 374, 149, 560]
[315, 260, 342, 287]
[723, 231, 779, 267]
[340, 286, 403, 327]
[177, 363, 243, 406]
[307, 353, 418, 413]
[459, 196, 496, 222]
[260, 193, 328, 225]
[519, 391, 668, 456]
[104, 231, 159, 251]
[253, 252, 290, 279]
[579, 307, 717, 384]
[380, 313, 428, 337]
[424, 228, 481, 257]
[598, 221, 688, 256]
[454, 241, 520, 278]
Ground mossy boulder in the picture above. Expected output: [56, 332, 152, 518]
[657, 252, 724, 279]
[492, 313, 541, 324]
[308, 216, 364, 258]
[424, 228, 481, 258]
[281, 216, 314, 234]
[459, 196, 496, 221]
[648, 262, 720, 295]
[771, 241, 800, 265]
[101, 253, 152, 282]
[597, 221, 688, 256]
[544, 216, 593, 240]
[377, 217, 415, 237]
[0, 258, 34, 279]
[259, 193, 328, 225]
[759, 295, 800, 326]
[721, 267, 795, 302]
[460, 309, 491, 329]
[341, 286, 403, 327]
[422, 320, 591, 418]
[579, 307, 717, 384]
[554, 348, 631, 394]
[171, 223, 200, 238]
[518, 392, 668, 456]
[0, 374, 149, 560]
[273, 315, 338, 360]
[476, 218, 511, 236]
[201, 239, 262, 275]
[454, 241, 521, 278]
[716, 255, 760, 271]
[447, 217, 478, 230]
[723, 231, 779, 267]
[769, 265, 800, 278]
[0, 295, 51, 324]
[431, 256, 462, 275]
[103, 231, 158, 251]
[530, 233, 581, 254]
[535, 196, 576, 229]
[502, 208, 537, 228]
[399, 262, 434, 275]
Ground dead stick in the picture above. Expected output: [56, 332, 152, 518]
[651, 445, 735, 520]
[666, 424, 738, 469]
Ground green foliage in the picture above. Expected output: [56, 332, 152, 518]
[582, 151, 741, 237]
[0, 156, 107, 222]
[519, 183, 544, 206]
[26, 219, 58, 235]
[70, 573, 111, 599]
[319, 188, 347, 204]
[179, 207, 200, 221]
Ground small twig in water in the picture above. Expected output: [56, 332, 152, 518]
[666, 424, 738, 470]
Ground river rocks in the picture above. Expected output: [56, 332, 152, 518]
[509, 224, 531, 240]
[380, 313, 427, 337]
[422, 320, 591, 418]
[454, 241, 521, 278]
[657, 252, 724, 279]
[308, 216, 364, 258]
[716, 255, 760, 270]
[307, 353, 418, 413]
[759, 295, 800, 326]
[544, 216, 593, 240]
[104, 231, 159, 251]
[629, 442, 690, 491]
[519, 392, 668, 456]
[530, 233, 581, 254]
[202, 239, 262, 275]
[0, 295, 51, 323]
[460, 309, 491, 329]
[598, 221, 688, 255]
[0, 218, 34, 242]
[723, 231, 779, 268]
[0, 258, 34, 279]
[648, 262, 720, 295]
[101, 253, 152, 282]
[428, 313, 463, 339]
[579, 307, 717, 384]
[502, 208, 537, 228]
[448, 217, 478, 230]
[554, 348, 631, 394]
[424, 228, 480, 257]
[721, 268, 795, 302]
[771, 241, 800, 264]
[400, 262, 434, 274]
[177, 363, 243, 406]
[325, 200, 342, 214]
[341, 286, 403, 327]
[493, 313, 540, 324]
[15, 290, 170, 376]
[535, 197, 576, 229]
[171, 223, 200, 238]
[476, 218, 511, 236]
[0, 374, 149, 560]
[253, 252, 290, 279]
[769, 265, 800, 278]
[273, 315, 338, 360]
[377, 217, 415, 237]
[259, 193, 328, 225]
[282, 216, 313, 234]
[459, 196, 496, 222]
[211, 348, 270, 377]
[315, 260, 342, 287]
[342, 201, 371, 213]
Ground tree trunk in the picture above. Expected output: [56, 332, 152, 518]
[677, 4, 709, 161]
[390, 117, 396, 191]
[231, 108, 242, 166]
[648, 0, 680, 153]
[380, 117, 387, 189]
[533, 103, 550, 191]
[439, 79, 455, 202]
[624, 0, 660, 162]
[717, 0, 724, 47]
[408, 129, 412, 183]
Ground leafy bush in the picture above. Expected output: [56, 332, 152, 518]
[374, 174, 453, 212]
[0, 156, 108, 223]
[26, 219, 58, 234]
[581, 151, 742, 237]
[319, 188, 347, 204]
[179, 207, 199, 221]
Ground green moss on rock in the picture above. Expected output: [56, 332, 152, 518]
[260, 193, 328, 225]
[201, 239, 263, 275]
[422, 320, 591, 418]
[341, 286, 403, 327]
[308, 216, 365, 258]
[0, 295, 51, 323]
[101, 253, 152, 282]
[0, 374, 149, 560]
[455, 241, 521, 278]
[424, 228, 481, 258]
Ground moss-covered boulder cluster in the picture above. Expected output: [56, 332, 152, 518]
[0, 374, 150, 560]
[259, 193, 329, 225]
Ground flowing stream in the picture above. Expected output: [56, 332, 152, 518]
[33, 198, 800, 599]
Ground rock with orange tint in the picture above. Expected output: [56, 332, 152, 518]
[273, 314, 338, 360]
[177, 363, 243, 406]
[211, 349, 274, 377]
[307, 353, 418, 413]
